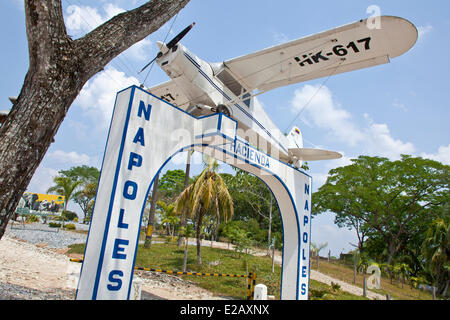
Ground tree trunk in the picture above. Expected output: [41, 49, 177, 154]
[267, 194, 273, 255]
[144, 173, 159, 249]
[0, 0, 190, 240]
[196, 209, 204, 266]
[178, 151, 192, 247]
[183, 239, 188, 272]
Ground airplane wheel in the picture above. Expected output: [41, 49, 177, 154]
[216, 105, 231, 117]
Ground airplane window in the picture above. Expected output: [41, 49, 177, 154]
[242, 92, 251, 108]
[216, 69, 250, 108]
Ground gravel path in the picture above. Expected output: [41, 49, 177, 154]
[0, 223, 227, 300]
[4, 222, 88, 249]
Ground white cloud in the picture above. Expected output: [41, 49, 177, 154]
[417, 24, 434, 39]
[65, 3, 125, 35]
[65, 4, 152, 61]
[13, 0, 24, 10]
[27, 166, 59, 194]
[103, 3, 126, 19]
[272, 31, 289, 44]
[392, 99, 407, 112]
[362, 114, 415, 159]
[421, 144, 450, 165]
[120, 38, 153, 62]
[65, 5, 104, 35]
[291, 84, 416, 160]
[75, 67, 140, 128]
[291, 85, 364, 146]
[48, 150, 90, 165]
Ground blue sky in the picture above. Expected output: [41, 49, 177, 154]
[1, 0, 449, 256]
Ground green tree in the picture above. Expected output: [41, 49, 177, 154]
[422, 217, 450, 296]
[225, 169, 281, 249]
[393, 262, 412, 288]
[159, 169, 189, 202]
[157, 200, 179, 237]
[311, 242, 328, 270]
[74, 182, 98, 224]
[59, 165, 100, 184]
[313, 155, 449, 265]
[59, 166, 100, 223]
[47, 176, 82, 212]
[176, 159, 234, 265]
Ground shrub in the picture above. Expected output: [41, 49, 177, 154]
[309, 289, 329, 299]
[165, 236, 177, 244]
[49, 222, 61, 228]
[64, 223, 76, 230]
[331, 282, 341, 292]
[62, 210, 78, 221]
[25, 215, 40, 223]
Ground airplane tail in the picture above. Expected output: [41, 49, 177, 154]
[287, 126, 303, 149]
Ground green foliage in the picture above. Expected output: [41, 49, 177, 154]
[158, 169, 189, 201]
[49, 222, 61, 228]
[175, 159, 234, 265]
[59, 166, 100, 223]
[25, 214, 40, 223]
[47, 176, 83, 211]
[62, 210, 78, 221]
[64, 223, 76, 230]
[223, 169, 282, 245]
[330, 281, 341, 292]
[310, 288, 328, 299]
[421, 217, 449, 296]
[313, 155, 449, 292]
[157, 200, 179, 236]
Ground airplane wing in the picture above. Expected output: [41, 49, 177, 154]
[146, 80, 190, 108]
[223, 16, 417, 93]
[289, 148, 342, 161]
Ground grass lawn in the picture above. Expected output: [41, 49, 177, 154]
[67, 241, 367, 300]
[310, 258, 433, 300]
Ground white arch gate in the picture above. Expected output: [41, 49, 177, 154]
[76, 86, 312, 300]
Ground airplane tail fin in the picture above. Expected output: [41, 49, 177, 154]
[287, 126, 303, 149]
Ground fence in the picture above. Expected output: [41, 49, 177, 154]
[70, 258, 257, 300]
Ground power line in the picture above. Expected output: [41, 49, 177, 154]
[63, 0, 141, 83]
[142, 13, 179, 87]
[283, 59, 345, 133]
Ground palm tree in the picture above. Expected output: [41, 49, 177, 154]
[178, 150, 193, 247]
[311, 242, 328, 270]
[175, 158, 234, 265]
[144, 173, 159, 249]
[157, 200, 179, 236]
[393, 262, 411, 288]
[180, 224, 194, 272]
[422, 218, 449, 297]
[47, 176, 82, 212]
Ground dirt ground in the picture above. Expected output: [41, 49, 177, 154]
[0, 235, 226, 300]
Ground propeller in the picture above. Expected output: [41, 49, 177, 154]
[139, 22, 196, 74]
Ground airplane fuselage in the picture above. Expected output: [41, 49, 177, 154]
[155, 43, 294, 164]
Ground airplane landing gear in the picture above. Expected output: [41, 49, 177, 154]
[214, 104, 231, 117]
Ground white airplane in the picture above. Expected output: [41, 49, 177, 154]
[143, 16, 417, 168]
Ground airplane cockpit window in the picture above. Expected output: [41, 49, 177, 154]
[242, 92, 251, 108]
[216, 69, 251, 108]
